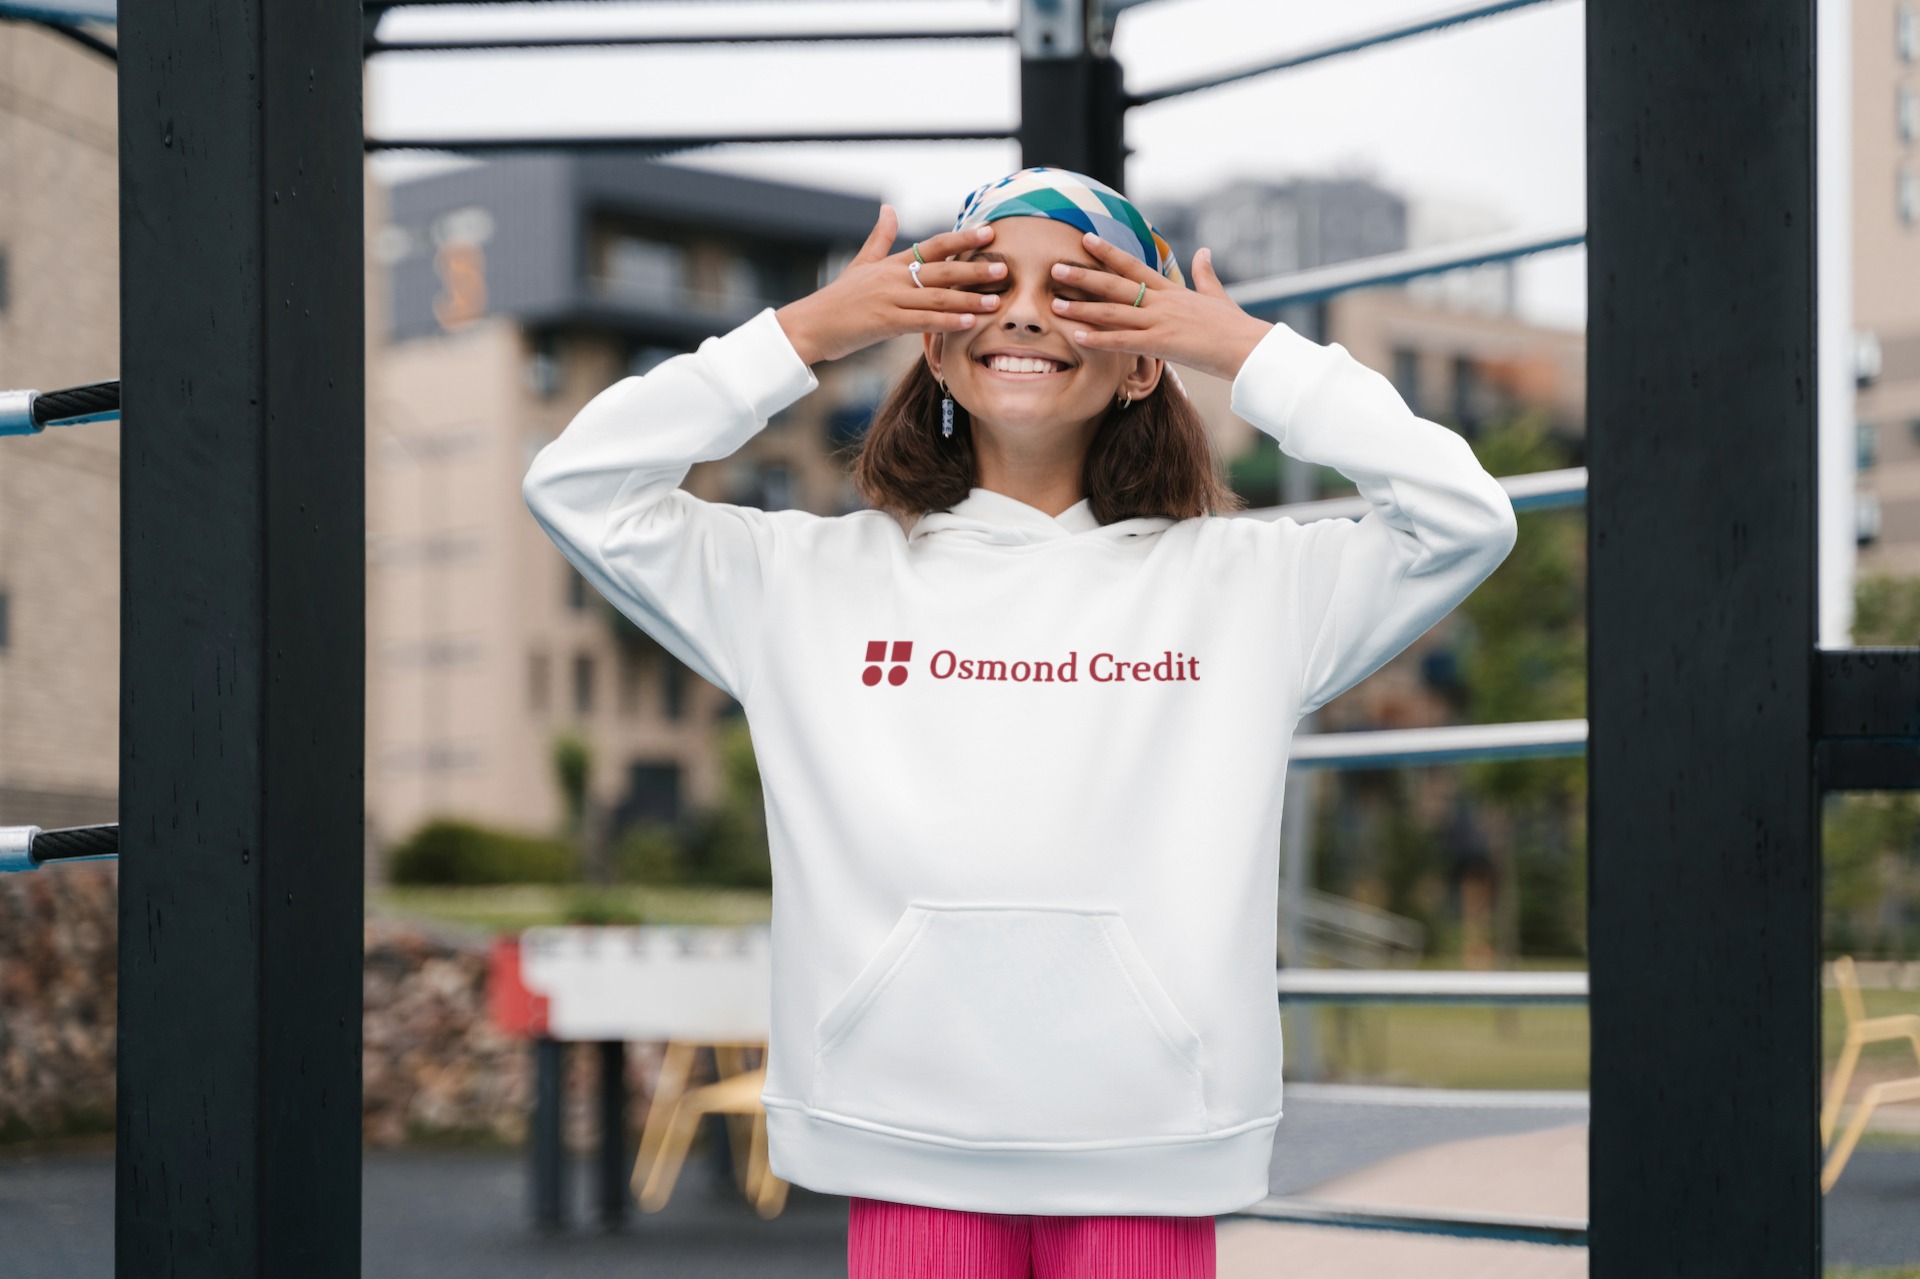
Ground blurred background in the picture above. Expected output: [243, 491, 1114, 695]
[2, 1, 1918, 1275]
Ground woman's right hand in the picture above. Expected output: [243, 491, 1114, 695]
[774, 205, 1006, 366]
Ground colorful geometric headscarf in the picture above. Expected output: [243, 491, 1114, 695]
[951, 166, 1185, 288]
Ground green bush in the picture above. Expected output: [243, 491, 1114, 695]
[388, 817, 578, 886]
[614, 819, 686, 885]
[560, 886, 646, 925]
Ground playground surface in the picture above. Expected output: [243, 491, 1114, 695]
[3, 1091, 1915, 1277]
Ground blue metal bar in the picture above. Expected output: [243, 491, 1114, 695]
[1224, 1195, 1588, 1247]
[1290, 720, 1588, 770]
[1227, 226, 1587, 311]
[1275, 967, 1588, 1005]
[364, 127, 1015, 154]
[1127, 0, 1572, 105]
[1251, 466, 1587, 525]
[366, 29, 1013, 54]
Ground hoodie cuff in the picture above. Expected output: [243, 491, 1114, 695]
[700, 307, 822, 423]
[1227, 320, 1343, 449]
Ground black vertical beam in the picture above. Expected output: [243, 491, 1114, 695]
[531, 1039, 568, 1231]
[596, 1041, 629, 1229]
[1017, 0, 1127, 189]
[1587, 3, 1820, 1277]
[116, 0, 366, 1274]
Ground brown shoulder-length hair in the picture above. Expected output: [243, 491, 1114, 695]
[842, 358, 1246, 526]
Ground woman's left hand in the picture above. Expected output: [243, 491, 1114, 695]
[1050, 233, 1273, 383]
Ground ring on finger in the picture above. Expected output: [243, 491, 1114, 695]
[1132, 280, 1148, 307]
[909, 259, 926, 288]
[911, 242, 926, 265]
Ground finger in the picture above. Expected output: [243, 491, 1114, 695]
[908, 258, 1007, 288]
[1050, 260, 1146, 305]
[898, 284, 1001, 314]
[1078, 231, 1160, 284]
[1192, 246, 1231, 300]
[905, 221, 997, 262]
[1050, 297, 1154, 329]
[852, 205, 900, 265]
[1065, 324, 1150, 353]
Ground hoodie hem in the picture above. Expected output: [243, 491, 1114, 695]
[761, 1095, 1279, 1215]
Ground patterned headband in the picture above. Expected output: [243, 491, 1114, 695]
[951, 166, 1186, 289]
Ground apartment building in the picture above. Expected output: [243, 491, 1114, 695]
[0, 22, 119, 830]
[366, 154, 898, 856]
[1854, 0, 1920, 572]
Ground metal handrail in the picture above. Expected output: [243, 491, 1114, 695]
[1249, 467, 1588, 523]
[1276, 967, 1588, 1004]
[1128, 0, 1569, 105]
[1290, 719, 1588, 769]
[1226, 225, 1587, 311]
[1226, 1195, 1588, 1247]
[0, 823, 119, 873]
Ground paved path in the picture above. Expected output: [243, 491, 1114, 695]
[3, 1094, 1916, 1276]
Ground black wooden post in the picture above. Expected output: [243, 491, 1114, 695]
[1586, 2, 1821, 1275]
[596, 1041, 630, 1229]
[115, 0, 365, 1274]
[531, 1038, 568, 1232]
[1018, 0, 1127, 189]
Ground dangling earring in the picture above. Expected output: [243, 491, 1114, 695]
[1117, 390, 1134, 411]
[939, 378, 955, 439]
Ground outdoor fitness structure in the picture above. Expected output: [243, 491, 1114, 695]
[0, 0, 1909, 1272]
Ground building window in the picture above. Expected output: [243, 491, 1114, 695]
[1857, 491, 1882, 546]
[1901, 86, 1920, 144]
[567, 566, 589, 611]
[619, 649, 644, 718]
[0, 588, 9, 650]
[529, 649, 550, 713]
[0, 247, 9, 313]
[614, 760, 682, 830]
[604, 234, 687, 303]
[1391, 347, 1421, 416]
[1900, 166, 1920, 227]
[1858, 421, 1879, 472]
[573, 652, 595, 717]
[1899, 2, 1918, 61]
[527, 331, 561, 399]
[1451, 355, 1480, 434]
[662, 654, 685, 721]
[627, 343, 680, 378]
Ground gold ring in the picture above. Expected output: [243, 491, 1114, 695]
[1132, 280, 1148, 307]
[912, 242, 926, 265]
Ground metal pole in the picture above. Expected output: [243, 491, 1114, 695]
[531, 1038, 568, 1232]
[1017, 0, 1126, 188]
[1586, 1, 1820, 1274]
[1279, 449, 1321, 1081]
[115, 0, 366, 1272]
[596, 1041, 629, 1229]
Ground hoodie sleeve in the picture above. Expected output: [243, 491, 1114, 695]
[521, 306, 819, 702]
[1228, 321, 1519, 719]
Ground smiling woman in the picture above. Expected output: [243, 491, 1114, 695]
[841, 197, 1247, 527]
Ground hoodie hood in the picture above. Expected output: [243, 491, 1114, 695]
[906, 486, 1177, 547]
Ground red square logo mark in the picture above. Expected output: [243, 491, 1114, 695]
[862, 640, 912, 686]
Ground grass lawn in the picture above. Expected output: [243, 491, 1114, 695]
[370, 882, 772, 936]
[1291, 966, 1920, 1095]
[371, 891, 1920, 1106]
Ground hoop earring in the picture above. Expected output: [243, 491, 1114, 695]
[939, 378, 955, 438]
[1117, 391, 1133, 411]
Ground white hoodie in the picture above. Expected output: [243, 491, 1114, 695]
[521, 305, 1518, 1216]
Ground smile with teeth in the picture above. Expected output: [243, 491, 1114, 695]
[979, 353, 1071, 376]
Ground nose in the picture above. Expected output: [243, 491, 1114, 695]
[997, 275, 1052, 335]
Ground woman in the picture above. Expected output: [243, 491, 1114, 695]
[522, 167, 1518, 1277]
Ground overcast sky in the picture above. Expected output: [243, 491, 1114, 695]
[365, 0, 1589, 330]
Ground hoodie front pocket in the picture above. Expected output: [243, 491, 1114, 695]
[810, 902, 1208, 1144]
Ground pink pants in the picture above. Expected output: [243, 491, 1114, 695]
[847, 1196, 1217, 1279]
